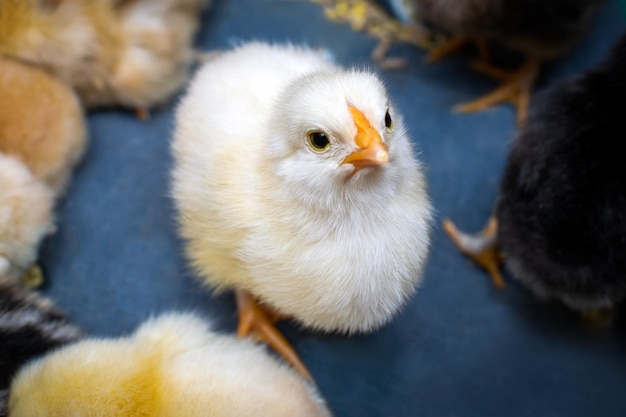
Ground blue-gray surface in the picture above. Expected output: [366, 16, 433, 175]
[39, 1, 626, 416]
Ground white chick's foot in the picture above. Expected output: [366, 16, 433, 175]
[236, 290, 312, 381]
[443, 217, 505, 289]
[453, 57, 541, 126]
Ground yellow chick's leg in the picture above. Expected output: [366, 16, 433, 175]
[442, 217, 505, 289]
[453, 56, 541, 126]
[235, 290, 313, 381]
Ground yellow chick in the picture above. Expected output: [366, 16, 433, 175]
[0, 56, 86, 284]
[8, 312, 332, 417]
[0, 0, 209, 116]
[172, 42, 433, 378]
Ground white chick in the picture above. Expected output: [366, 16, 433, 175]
[172, 42, 433, 377]
[7, 313, 332, 417]
[0, 155, 53, 285]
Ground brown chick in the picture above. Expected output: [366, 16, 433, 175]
[0, 56, 86, 284]
[0, 0, 209, 116]
[7, 313, 332, 417]
[412, 0, 606, 124]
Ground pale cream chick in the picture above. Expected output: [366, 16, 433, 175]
[172, 42, 433, 377]
[8, 313, 332, 417]
[0, 155, 53, 284]
[0, 0, 209, 114]
[0, 56, 86, 284]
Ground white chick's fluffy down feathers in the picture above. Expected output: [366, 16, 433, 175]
[172, 42, 433, 334]
[7, 313, 331, 417]
[0, 154, 54, 283]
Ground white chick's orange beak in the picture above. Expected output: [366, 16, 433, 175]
[342, 106, 389, 171]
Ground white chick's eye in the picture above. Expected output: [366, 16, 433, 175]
[384, 109, 393, 132]
[306, 130, 331, 153]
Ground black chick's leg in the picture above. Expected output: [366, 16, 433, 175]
[581, 307, 615, 329]
[454, 56, 541, 126]
[425, 35, 468, 63]
[443, 217, 505, 289]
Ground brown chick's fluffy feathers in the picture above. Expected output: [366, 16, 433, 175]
[7, 313, 332, 417]
[0, 57, 86, 283]
[0, 56, 86, 194]
[0, 0, 210, 110]
[0, 282, 82, 417]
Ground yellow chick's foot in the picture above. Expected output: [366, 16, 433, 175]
[453, 57, 541, 126]
[21, 264, 44, 289]
[581, 307, 615, 329]
[442, 217, 505, 289]
[236, 290, 313, 381]
[135, 108, 150, 121]
[312, 0, 433, 69]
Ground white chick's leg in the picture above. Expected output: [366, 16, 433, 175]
[235, 290, 312, 381]
[453, 57, 541, 126]
[442, 217, 505, 289]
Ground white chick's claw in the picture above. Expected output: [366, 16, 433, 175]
[172, 42, 433, 376]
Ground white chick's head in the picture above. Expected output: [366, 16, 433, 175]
[266, 69, 414, 208]
[0, 154, 54, 283]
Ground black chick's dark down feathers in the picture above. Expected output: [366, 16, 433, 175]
[496, 33, 626, 310]
[415, 0, 606, 57]
[0, 282, 82, 416]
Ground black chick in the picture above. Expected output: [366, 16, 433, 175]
[0, 282, 82, 416]
[412, 0, 606, 124]
[444, 32, 626, 319]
